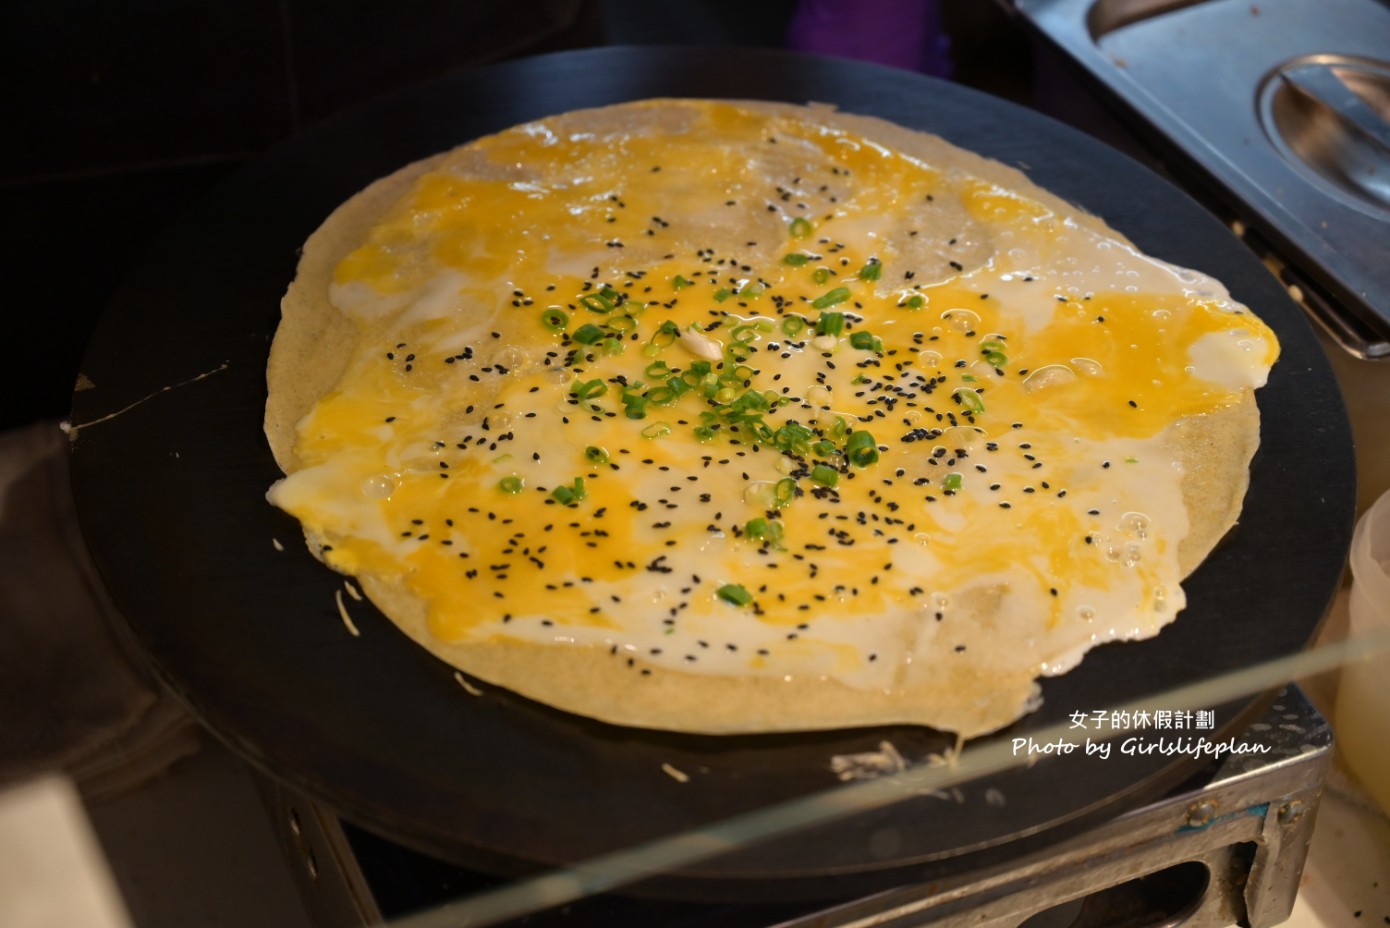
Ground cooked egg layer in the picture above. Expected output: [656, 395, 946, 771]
[269, 100, 1277, 694]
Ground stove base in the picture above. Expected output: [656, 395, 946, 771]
[262, 686, 1330, 928]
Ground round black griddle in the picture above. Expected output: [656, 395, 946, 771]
[69, 47, 1355, 900]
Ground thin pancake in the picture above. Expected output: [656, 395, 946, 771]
[266, 100, 1271, 736]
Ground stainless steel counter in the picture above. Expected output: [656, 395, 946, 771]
[1017, 0, 1390, 358]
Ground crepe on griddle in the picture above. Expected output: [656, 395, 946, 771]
[266, 100, 1277, 737]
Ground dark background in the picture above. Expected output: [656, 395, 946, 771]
[3, 0, 1048, 433]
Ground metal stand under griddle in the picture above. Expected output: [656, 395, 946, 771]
[261, 686, 1330, 928]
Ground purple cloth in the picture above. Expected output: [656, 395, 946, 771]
[786, 0, 952, 77]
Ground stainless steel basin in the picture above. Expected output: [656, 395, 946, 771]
[1262, 55, 1390, 216]
[1016, 0, 1390, 357]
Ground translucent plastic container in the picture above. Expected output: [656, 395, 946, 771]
[1337, 489, 1390, 811]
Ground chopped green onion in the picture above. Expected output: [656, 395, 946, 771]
[810, 464, 839, 487]
[845, 430, 879, 467]
[580, 293, 614, 314]
[641, 421, 672, 439]
[953, 387, 985, 414]
[570, 379, 607, 401]
[848, 447, 879, 468]
[645, 360, 672, 379]
[812, 288, 851, 311]
[598, 336, 624, 356]
[774, 476, 798, 507]
[961, 373, 977, 382]
[780, 315, 806, 337]
[498, 476, 524, 494]
[741, 284, 763, 298]
[672, 275, 692, 289]
[732, 388, 769, 412]
[772, 422, 813, 455]
[551, 477, 587, 506]
[652, 320, 679, 346]
[783, 253, 810, 266]
[901, 294, 925, 309]
[540, 308, 568, 331]
[789, 217, 814, 239]
[646, 386, 677, 405]
[731, 324, 758, 344]
[980, 339, 1008, 367]
[584, 446, 609, 465]
[849, 330, 881, 352]
[716, 583, 754, 606]
[714, 288, 733, 303]
[607, 314, 638, 333]
[744, 518, 785, 549]
[622, 390, 649, 419]
[811, 268, 831, 285]
[572, 323, 604, 344]
[844, 429, 873, 452]
[682, 360, 711, 384]
[643, 320, 679, 356]
[858, 260, 882, 282]
[811, 439, 837, 457]
[815, 311, 846, 335]
[693, 425, 716, 441]
[942, 473, 962, 492]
